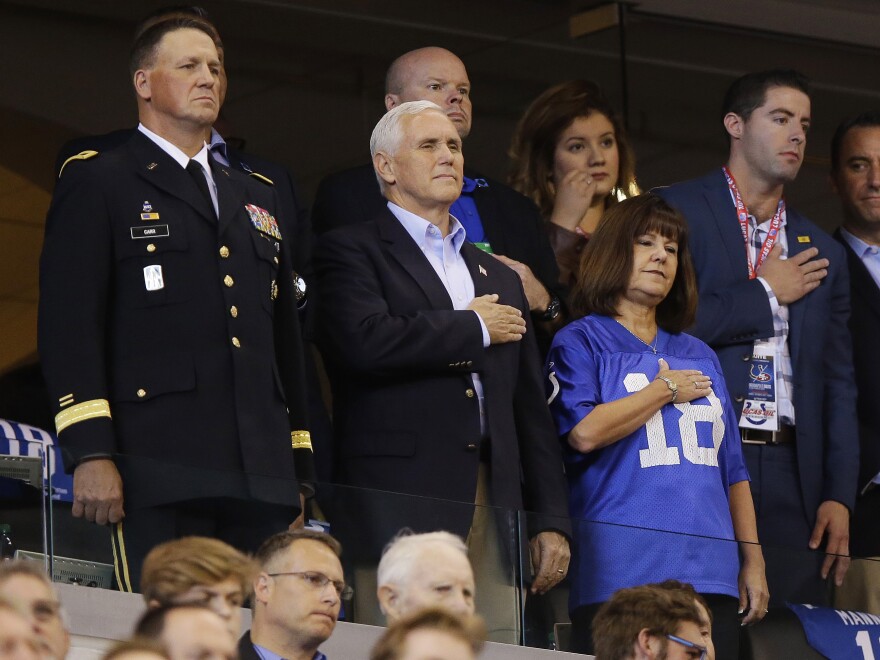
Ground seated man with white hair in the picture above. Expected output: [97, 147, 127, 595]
[377, 532, 475, 623]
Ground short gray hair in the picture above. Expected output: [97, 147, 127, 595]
[370, 100, 444, 159]
[377, 531, 468, 589]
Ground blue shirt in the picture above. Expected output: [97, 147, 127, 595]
[840, 227, 880, 289]
[547, 314, 748, 606]
[450, 176, 489, 245]
[253, 643, 327, 660]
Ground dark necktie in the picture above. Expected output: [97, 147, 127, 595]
[186, 160, 216, 217]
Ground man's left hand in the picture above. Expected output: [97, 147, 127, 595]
[492, 254, 550, 312]
[529, 531, 570, 595]
[809, 500, 850, 585]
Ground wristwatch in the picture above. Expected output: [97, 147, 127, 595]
[656, 376, 678, 403]
[542, 295, 561, 321]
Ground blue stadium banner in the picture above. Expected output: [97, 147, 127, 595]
[0, 418, 73, 503]
[789, 603, 880, 659]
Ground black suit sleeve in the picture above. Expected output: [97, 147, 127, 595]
[510, 279, 572, 538]
[38, 160, 117, 468]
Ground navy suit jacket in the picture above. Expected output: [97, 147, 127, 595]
[834, 229, 880, 493]
[313, 207, 569, 547]
[657, 170, 859, 518]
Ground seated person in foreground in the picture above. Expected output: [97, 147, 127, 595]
[370, 608, 486, 660]
[140, 536, 256, 638]
[592, 584, 709, 660]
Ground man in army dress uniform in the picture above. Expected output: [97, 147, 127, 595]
[38, 17, 314, 591]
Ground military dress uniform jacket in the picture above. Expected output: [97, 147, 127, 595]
[39, 131, 315, 509]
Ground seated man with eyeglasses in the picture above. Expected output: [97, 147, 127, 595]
[592, 583, 710, 660]
[243, 530, 347, 660]
[0, 562, 70, 660]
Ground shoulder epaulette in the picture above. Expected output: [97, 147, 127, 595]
[248, 171, 275, 186]
[58, 150, 99, 178]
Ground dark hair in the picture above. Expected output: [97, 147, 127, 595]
[830, 110, 880, 173]
[129, 16, 221, 76]
[592, 584, 703, 660]
[570, 193, 697, 333]
[370, 608, 486, 660]
[133, 603, 213, 639]
[722, 70, 810, 144]
[653, 579, 712, 624]
[254, 530, 342, 569]
[509, 80, 638, 218]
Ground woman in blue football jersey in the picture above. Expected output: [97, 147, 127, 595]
[546, 194, 767, 658]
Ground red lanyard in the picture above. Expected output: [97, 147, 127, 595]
[722, 166, 785, 280]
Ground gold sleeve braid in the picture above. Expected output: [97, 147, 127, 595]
[291, 430, 313, 451]
[55, 399, 112, 434]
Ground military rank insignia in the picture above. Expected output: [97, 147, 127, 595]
[141, 201, 159, 221]
[245, 204, 282, 240]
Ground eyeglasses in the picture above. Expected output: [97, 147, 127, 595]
[266, 571, 353, 599]
[665, 634, 708, 660]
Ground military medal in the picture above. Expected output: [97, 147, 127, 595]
[245, 204, 282, 240]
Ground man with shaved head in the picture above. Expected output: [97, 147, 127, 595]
[312, 47, 566, 347]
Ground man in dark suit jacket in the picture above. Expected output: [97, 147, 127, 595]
[657, 70, 859, 607]
[829, 111, 880, 612]
[38, 18, 314, 591]
[314, 101, 570, 605]
[311, 47, 565, 350]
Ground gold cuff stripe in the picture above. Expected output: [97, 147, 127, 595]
[55, 399, 111, 434]
[58, 150, 99, 178]
[291, 430, 313, 451]
[248, 172, 275, 186]
[59, 394, 74, 407]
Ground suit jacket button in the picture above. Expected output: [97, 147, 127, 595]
[136, 389, 146, 398]
[742, 353, 750, 361]
[231, 336, 241, 348]
[219, 246, 230, 258]
[230, 306, 238, 318]
[466, 443, 477, 452]
[224, 275, 234, 287]
[734, 395, 744, 403]
[146, 243, 156, 253]
[465, 388, 475, 398]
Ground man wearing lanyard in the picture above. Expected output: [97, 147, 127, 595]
[657, 69, 858, 607]
[830, 111, 880, 613]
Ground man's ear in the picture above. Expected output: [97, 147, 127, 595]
[374, 152, 396, 187]
[723, 112, 744, 142]
[385, 93, 400, 111]
[635, 628, 661, 659]
[829, 172, 841, 196]
[377, 584, 399, 619]
[253, 573, 273, 606]
[134, 70, 151, 101]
